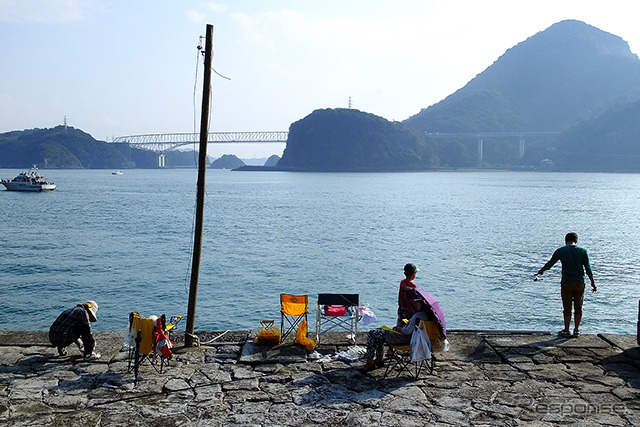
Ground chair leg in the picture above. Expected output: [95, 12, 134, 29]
[133, 332, 141, 386]
[425, 355, 435, 375]
[353, 316, 358, 344]
[382, 354, 398, 378]
[280, 313, 308, 343]
[383, 346, 435, 379]
[315, 305, 321, 342]
[383, 348, 408, 379]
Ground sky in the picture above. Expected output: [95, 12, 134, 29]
[2, 1, 640, 159]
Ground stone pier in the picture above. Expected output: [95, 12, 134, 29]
[0, 330, 638, 426]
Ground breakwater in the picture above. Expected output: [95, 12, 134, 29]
[0, 330, 638, 425]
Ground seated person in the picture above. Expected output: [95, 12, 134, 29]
[360, 310, 431, 373]
[49, 300, 101, 360]
[397, 263, 424, 327]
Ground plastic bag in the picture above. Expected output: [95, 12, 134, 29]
[358, 306, 377, 325]
[296, 320, 317, 351]
[410, 325, 432, 362]
[256, 320, 281, 346]
[154, 318, 174, 359]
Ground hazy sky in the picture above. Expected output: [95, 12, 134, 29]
[1, 1, 639, 158]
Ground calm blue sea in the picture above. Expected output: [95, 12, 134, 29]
[1, 169, 639, 335]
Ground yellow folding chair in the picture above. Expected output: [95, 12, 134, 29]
[280, 294, 309, 343]
[126, 312, 182, 385]
[382, 319, 435, 379]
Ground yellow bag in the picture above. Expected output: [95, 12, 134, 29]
[256, 320, 281, 346]
[424, 320, 444, 352]
[296, 320, 316, 351]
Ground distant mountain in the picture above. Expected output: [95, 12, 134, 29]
[8, 20, 640, 172]
[0, 126, 200, 169]
[0, 126, 128, 168]
[405, 20, 640, 133]
[277, 108, 437, 171]
[552, 100, 640, 171]
[264, 155, 280, 167]
[400, 20, 640, 168]
[273, 20, 640, 172]
[210, 154, 245, 169]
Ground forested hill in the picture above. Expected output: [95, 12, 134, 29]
[0, 126, 199, 169]
[276, 108, 437, 171]
[404, 20, 640, 133]
[553, 99, 640, 171]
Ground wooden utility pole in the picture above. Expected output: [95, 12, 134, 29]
[185, 23, 213, 347]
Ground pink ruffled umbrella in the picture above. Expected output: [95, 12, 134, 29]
[416, 289, 447, 338]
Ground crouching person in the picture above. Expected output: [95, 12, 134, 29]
[49, 300, 101, 360]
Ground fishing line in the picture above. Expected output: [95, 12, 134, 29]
[184, 32, 231, 295]
[193, 36, 203, 165]
[184, 37, 205, 295]
[183, 201, 198, 295]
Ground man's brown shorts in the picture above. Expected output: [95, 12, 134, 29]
[561, 280, 586, 315]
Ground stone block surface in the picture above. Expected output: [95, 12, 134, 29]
[0, 330, 637, 425]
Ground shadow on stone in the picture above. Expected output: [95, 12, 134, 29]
[288, 364, 403, 408]
[492, 337, 567, 361]
[240, 342, 307, 365]
[601, 347, 640, 388]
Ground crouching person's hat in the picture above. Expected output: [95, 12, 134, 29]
[84, 301, 98, 322]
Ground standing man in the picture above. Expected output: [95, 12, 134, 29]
[538, 232, 597, 337]
[49, 301, 101, 360]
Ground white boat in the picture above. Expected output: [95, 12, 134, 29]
[1, 167, 56, 191]
[112, 170, 123, 175]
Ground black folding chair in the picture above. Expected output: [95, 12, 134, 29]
[315, 293, 360, 344]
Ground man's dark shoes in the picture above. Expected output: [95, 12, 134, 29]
[558, 330, 571, 338]
[57, 346, 68, 356]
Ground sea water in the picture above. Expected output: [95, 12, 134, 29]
[1, 169, 639, 335]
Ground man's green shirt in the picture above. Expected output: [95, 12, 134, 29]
[543, 245, 593, 283]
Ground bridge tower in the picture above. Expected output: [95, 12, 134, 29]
[477, 135, 526, 161]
